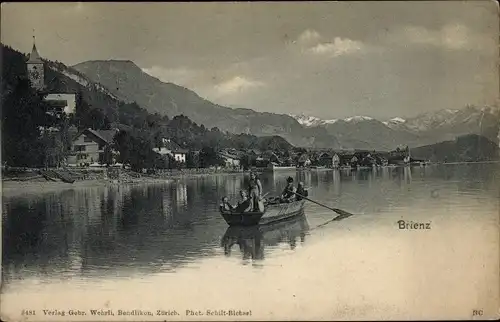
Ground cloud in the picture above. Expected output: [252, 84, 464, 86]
[308, 37, 365, 56]
[291, 29, 368, 58]
[388, 23, 496, 52]
[296, 29, 321, 45]
[214, 76, 265, 96]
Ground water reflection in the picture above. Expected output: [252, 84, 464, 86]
[221, 214, 309, 261]
[2, 164, 499, 285]
[332, 170, 341, 196]
[1, 181, 230, 282]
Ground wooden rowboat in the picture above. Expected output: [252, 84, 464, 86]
[220, 200, 306, 227]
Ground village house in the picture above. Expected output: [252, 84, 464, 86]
[317, 152, 329, 167]
[332, 153, 340, 168]
[309, 151, 324, 166]
[281, 156, 295, 167]
[337, 153, 355, 167]
[255, 150, 281, 167]
[375, 155, 389, 166]
[359, 153, 377, 167]
[45, 93, 77, 116]
[249, 149, 262, 156]
[317, 152, 341, 168]
[219, 150, 241, 169]
[68, 128, 118, 166]
[153, 138, 188, 163]
[297, 154, 311, 167]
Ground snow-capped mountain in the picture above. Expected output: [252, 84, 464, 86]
[404, 109, 461, 132]
[401, 106, 499, 141]
[383, 117, 406, 125]
[289, 106, 499, 150]
[290, 113, 419, 150]
[391, 117, 406, 123]
[289, 114, 338, 127]
[344, 116, 373, 123]
[290, 114, 378, 126]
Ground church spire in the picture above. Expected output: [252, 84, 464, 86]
[28, 29, 42, 64]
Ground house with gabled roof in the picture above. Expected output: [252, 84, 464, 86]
[68, 128, 119, 166]
[218, 150, 241, 168]
[297, 153, 312, 167]
[317, 152, 340, 168]
[153, 138, 189, 163]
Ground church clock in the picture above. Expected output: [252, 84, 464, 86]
[27, 36, 45, 90]
[30, 67, 40, 80]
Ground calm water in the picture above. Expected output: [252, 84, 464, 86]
[2, 164, 499, 320]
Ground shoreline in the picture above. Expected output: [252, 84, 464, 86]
[1, 170, 244, 199]
[2, 161, 498, 199]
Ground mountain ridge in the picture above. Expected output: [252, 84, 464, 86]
[72, 59, 499, 151]
[290, 106, 499, 148]
[72, 59, 341, 148]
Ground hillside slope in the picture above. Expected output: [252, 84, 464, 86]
[72, 60, 340, 148]
[411, 134, 499, 162]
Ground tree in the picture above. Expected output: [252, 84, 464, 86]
[239, 153, 256, 170]
[1, 78, 54, 167]
[199, 146, 224, 168]
[74, 92, 111, 130]
[186, 151, 200, 168]
[101, 144, 115, 166]
[39, 115, 73, 168]
[113, 130, 158, 172]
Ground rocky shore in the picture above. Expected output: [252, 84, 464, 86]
[1, 167, 244, 198]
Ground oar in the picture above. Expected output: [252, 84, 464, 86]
[294, 191, 355, 219]
[259, 192, 270, 200]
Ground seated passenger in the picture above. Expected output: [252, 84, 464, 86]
[295, 182, 308, 201]
[220, 196, 234, 212]
[280, 176, 296, 203]
[235, 190, 251, 212]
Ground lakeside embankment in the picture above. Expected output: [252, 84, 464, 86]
[1, 167, 244, 199]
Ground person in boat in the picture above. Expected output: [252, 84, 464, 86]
[220, 196, 234, 212]
[295, 182, 308, 201]
[234, 190, 251, 212]
[280, 176, 297, 203]
[247, 172, 264, 212]
[238, 190, 249, 204]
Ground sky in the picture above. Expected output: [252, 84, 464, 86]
[1, 2, 499, 120]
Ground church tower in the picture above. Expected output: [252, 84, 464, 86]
[27, 34, 44, 90]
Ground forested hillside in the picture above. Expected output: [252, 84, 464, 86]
[1, 44, 293, 169]
[411, 134, 499, 163]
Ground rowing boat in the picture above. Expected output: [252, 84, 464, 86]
[220, 199, 306, 227]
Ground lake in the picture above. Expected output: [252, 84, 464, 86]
[1, 164, 499, 320]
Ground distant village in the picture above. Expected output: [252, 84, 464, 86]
[67, 128, 420, 172]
